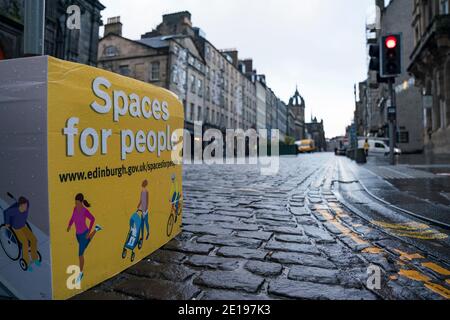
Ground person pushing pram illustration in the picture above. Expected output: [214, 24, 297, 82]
[122, 180, 150, 262]
[0, 193, 42, 272]
[166, 173, 182, 237]
[137, 180, 150, 241]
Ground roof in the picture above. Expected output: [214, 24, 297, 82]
[137, 36, 174, 49]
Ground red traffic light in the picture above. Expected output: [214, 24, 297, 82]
[385, 36, 398, 49]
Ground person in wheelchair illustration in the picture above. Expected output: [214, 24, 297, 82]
[0, 193, 42, 272]
[167, 174, 182, 237]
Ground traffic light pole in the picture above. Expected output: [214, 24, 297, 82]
[388, 78, 396, 166]
[24, 0, 45, 56]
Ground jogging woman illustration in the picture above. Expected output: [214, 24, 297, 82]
[67, 193, 102, 284]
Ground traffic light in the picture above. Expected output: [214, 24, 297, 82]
[381, 34, 401, 77]
[368, 44, 380, 72]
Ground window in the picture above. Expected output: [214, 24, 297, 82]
[135, 63, 145, 81]
[190, 103, 195, 121]
[441, 0, 449, 14]
[198, 79, 203, 97]
[206, 107, 210, 122]
[197, 106, 202, 121]
[172, 66, 178, 84]
[206, 86, 210, 101]
[105, 46, 118, 57]
[190, 75, 196, 93]
[119, 65, 130, 76]
[375, 143, 385, 149]
[150, 61, 160, 81]
[398, 131, 409, 144]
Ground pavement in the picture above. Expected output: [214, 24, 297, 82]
[1, 153, 449, 300]
[354, 154, 450, 227]
[68, 153, 450, 301]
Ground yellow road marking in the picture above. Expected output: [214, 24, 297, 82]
[424, 283, 450, 299]
[317, 210, 368, 245]
[399, 269, 431, 282]
[398, 269, 450, 299]
[372, 221, 429, 231]
[421, 263, 450, 276]
[394, 249, 424, 261]
[371, 221, 448, 240]
[362, 247, 384, 254]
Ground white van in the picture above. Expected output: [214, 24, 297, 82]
[358, 139, 402, 155]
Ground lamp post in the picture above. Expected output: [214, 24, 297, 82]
[23, 0, 45, 56]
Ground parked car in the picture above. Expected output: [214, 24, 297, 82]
[358, 139, 401, 155]
[335, 147, 347, 156]
[296, 139, 316, 153]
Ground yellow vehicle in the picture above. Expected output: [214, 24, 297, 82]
[297, 139, 316, 153]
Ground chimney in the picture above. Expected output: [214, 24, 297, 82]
[375, 0, 384, 11]
[241, 59, 253, 75]
[104, 16, 122, 36]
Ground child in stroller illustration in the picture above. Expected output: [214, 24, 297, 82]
[121, 210, 145, 262]
[0, 193, 42, 271]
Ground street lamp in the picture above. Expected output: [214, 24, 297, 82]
[23, 0, 45, 56]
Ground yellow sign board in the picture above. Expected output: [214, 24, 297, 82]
[0, 56, 184, 299]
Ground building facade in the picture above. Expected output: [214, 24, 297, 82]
[287, 87, 306, 141]
[358, 0, 424, 153]
[98, 11, 289, 140]
[306, 117, 327, 152]
[409, 0, 450, 154]
[0, 0, 105, 65]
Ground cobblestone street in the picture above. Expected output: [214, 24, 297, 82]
[75, 154, 450, 300]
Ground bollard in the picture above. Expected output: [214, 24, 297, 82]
[355, 148, 367, 164]
[0, 56, 184, 300]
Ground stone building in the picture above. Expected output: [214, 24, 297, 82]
[306, 117, 327, 151]
[408, 0, 450, 154]
[0, 0, 104, 65]
[98, 17, 206, 135]
[354, 81, 368, 137]
[255, 76, 267, 130]
[287, 87, 306, 141]
[277, 98, 288, 142]
[357, 0, 425, 153]
[98, 11, 291, 139]
[379, 0, 424, 153]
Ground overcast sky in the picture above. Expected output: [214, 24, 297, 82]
[100, 0, 375, 138]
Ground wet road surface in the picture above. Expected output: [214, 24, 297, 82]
[68, 154, 449, 300]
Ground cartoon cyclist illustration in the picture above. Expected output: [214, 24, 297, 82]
[2, 195, 41, 272]
[67, 193, 102, 284]
[167, 174, 182, 237]
[137, 180, 150, 241]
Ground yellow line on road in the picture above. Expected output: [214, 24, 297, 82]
[421, 262, 450, 276]
[398, 269, 450, 299]
[424, 283, 450, 299]
[371, 221, 448, 240]
[317, 209, 368, 246]
[362, 247, 384, 254]
[394, 249, 424, 261]
[399, 269, 431, 282]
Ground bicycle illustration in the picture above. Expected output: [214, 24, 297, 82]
[167, 174, 182, 237]
[166, 196, 182, 237]
[0, 193, 42, 271]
